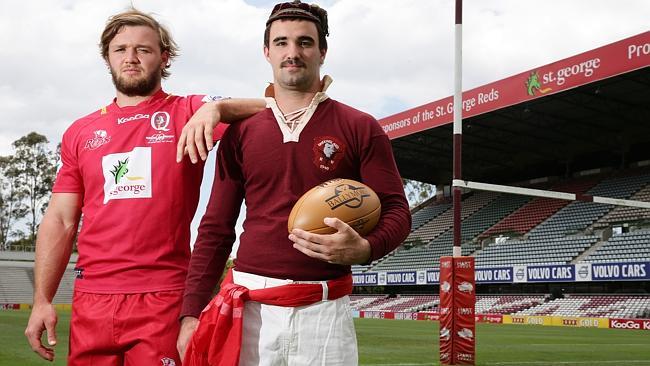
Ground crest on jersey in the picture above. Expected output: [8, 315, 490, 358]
[313, 136, 345, 172]
[151, 111, 171, 131]
[146, 111, 175, 143]
[84, 130, 111, 150]
[161, 357, 176, 366]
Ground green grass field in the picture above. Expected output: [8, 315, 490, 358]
[2, 310, 649, 365]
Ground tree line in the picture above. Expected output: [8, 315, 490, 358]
[0, 132, 58, 251]
[0, 132, 435, 251]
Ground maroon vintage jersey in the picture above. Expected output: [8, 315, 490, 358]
[182, 97, 410, 317]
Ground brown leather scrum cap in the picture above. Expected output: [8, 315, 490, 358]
[266, 0, 329, 36]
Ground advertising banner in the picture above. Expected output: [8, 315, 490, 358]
[352, 262, 650, 286]
[525, 265, 575, 282]
[439, 257, 454, 365]
[378, 32, 650, 140]
[553, 317, 608, 329]
[475, 314, 503, 324]
[591, 262, 650, 281]
[609, 318, 650, 331]
[453, 257, 476, 365]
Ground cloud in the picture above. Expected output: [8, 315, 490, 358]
[1, 0, 648, 250]
[1, 0, 649, 155]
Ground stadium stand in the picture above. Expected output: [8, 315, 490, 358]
[350, 294, 650, 320]
[472, 172, 650, 267]
[368, 191, 512, 271]
[0, 259, 75, 305]
[585, 229, 650, 263]
[479, 179, 597, 239]
[410, 201, 452, 231]
[590, 183, 650, 230]
[475, 295, 546, 314]
[515, 295, 650, 318]
[350, 294, 439, 313]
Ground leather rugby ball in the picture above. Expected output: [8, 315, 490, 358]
[288, 178, 381, 236]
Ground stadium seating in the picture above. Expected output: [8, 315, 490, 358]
[516, 295, 650, 318]
[473, 172, 650, 267]
[410, 201, 452, 231]
[475, 235, 598, 267]
[349, 294, 650, 319]
[585, 229, 650, 262]
[350, 294, 439, 312]
[480, 179, 596, 239]
[0, 264, 75, 304]
[591, 183, 650, 230]
[475, 295, 547, 314]
[368, 192, 515, 271]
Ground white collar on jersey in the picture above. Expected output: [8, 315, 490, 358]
[264, 75, 333, 143]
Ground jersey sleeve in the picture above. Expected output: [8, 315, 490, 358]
[52, 127, 84, 194]
[186, 94, 230, 142]
[181, 122, 244, 318]
[358, 116, 412, 262]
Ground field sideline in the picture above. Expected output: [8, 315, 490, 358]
[1, 310, 649, 365]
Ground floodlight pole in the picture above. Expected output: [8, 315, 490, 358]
[452, 0, 463, 257]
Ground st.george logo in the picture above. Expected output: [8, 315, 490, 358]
[102, 147, 152, 203]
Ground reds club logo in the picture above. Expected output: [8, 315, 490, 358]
[84, 130, 111, 150]
[151, 111, 171, 131]
[313, 136, 345, 172]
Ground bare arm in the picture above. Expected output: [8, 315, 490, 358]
[25, 193, 82, 361]
[176, 98, 266, 163]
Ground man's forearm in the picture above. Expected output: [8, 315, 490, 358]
[33, 208, 79, 304]
[215, 98, 266, 122]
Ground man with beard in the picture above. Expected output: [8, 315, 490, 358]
[24, 8, 264, 365]
[177, 1, 411, 365]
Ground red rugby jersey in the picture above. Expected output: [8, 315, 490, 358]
[54, 89, 227, 293]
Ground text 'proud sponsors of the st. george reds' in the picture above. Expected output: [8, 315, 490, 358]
[378, 32, 650, 140]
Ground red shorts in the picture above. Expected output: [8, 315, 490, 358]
[69, 290, 183, 366]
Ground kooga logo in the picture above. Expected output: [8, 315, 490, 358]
[118, 113, 149, 125]
[611, 320, 640, 329]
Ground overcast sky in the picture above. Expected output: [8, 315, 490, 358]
[1, 0, 648, 247]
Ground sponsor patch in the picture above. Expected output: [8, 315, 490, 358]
[201, 95, 228, 103]
[102, 147, 152, 203]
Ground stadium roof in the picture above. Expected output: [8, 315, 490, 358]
[379, 32, 650, 186]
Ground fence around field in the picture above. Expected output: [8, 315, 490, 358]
[352, 310, 650, 331]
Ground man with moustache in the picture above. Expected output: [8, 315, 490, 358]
[24, 8, 264, 365]
[177, 1, 411, 365]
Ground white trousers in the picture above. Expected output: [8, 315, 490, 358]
[232, 270, 359, 366]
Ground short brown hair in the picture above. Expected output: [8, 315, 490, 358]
[100, 8, 178, 78]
